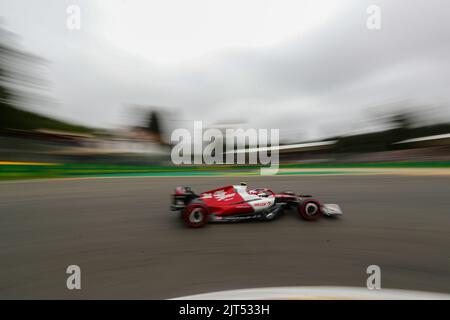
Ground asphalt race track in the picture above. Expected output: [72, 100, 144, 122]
[0, 175, 449, 299]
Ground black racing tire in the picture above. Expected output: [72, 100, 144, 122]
[298, 199, 322, 221]
[182, 204, 208, 228]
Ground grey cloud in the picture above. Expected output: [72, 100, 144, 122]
[1, 0, 450, 141]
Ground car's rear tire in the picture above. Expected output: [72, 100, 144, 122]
[182, 205, 208, 228]
[298, 199, 322, 221]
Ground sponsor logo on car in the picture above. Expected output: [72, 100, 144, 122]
[213, 190, 236, 201]
[254, 201, 271, 207]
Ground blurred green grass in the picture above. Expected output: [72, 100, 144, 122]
[1, 161, 450, 180]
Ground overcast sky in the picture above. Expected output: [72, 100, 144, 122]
[1, 0, 450, 141]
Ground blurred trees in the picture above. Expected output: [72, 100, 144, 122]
[0, 25, 91, 133]
[0, 27, 23, 129]
[335, 109, 450, 153]
[147, 111, 161, 136]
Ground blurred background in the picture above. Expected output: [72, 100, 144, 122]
[1, 0, 450, 299]
[1, 0, 450, 178]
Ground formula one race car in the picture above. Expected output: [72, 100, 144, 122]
[170, 183, 343, 228]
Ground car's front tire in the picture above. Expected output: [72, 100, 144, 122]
[182, 204, 208, 228]
[298, 199, 322, 221]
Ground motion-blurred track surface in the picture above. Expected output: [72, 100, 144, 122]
[0, 175, 449, 298]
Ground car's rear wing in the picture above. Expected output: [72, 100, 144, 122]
[170, 186, 198, 211]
